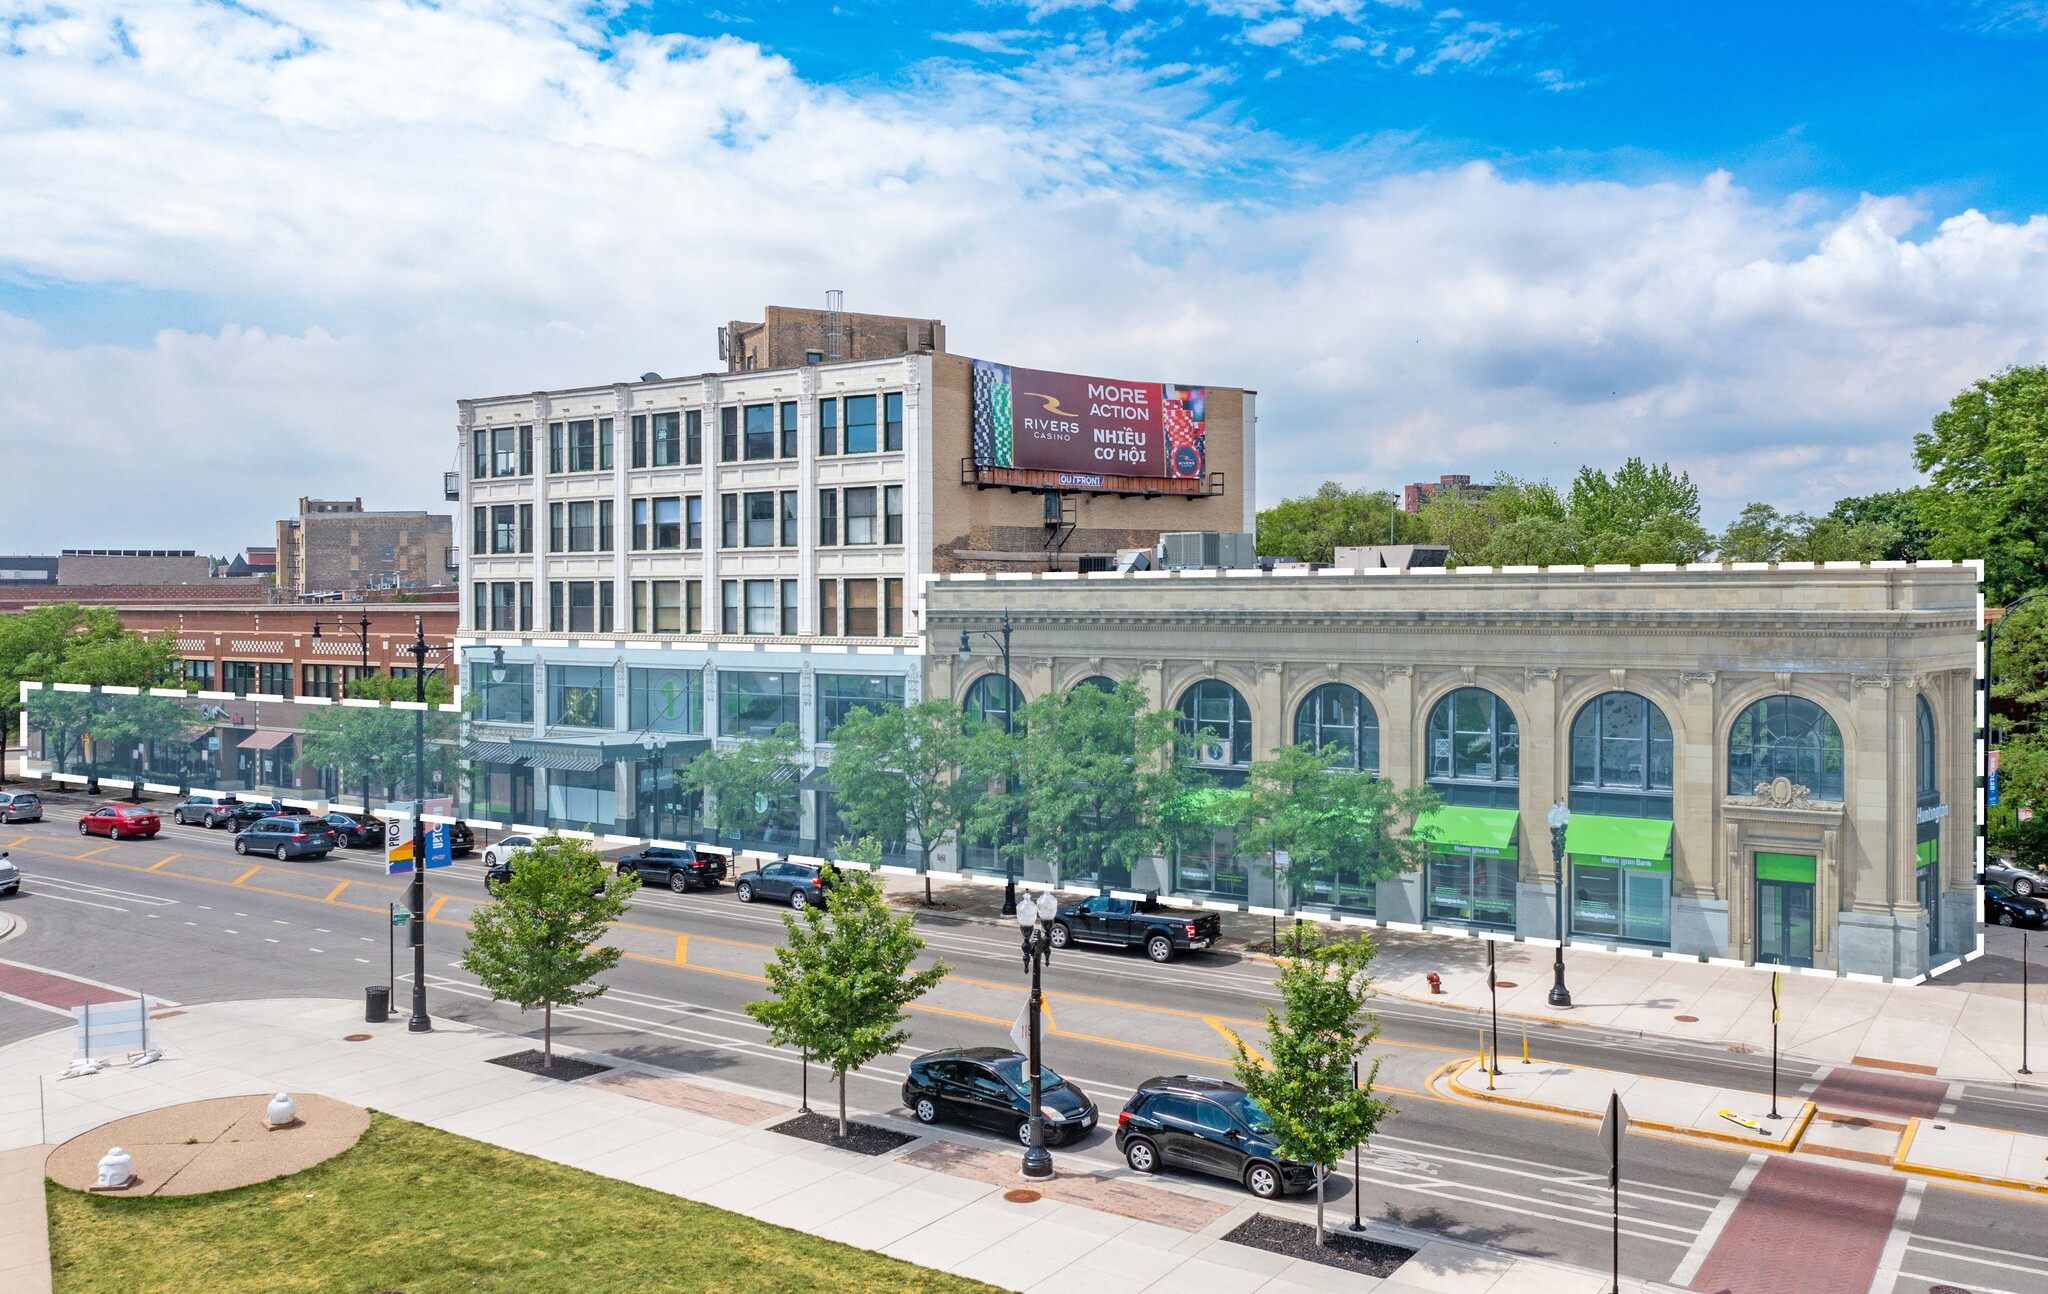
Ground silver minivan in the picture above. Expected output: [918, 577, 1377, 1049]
[0, 792, 42, 824]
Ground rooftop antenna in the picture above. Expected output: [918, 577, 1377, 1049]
[824, 289, 846, 364]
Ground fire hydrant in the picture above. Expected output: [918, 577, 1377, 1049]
[1426, 972, 1443, 994]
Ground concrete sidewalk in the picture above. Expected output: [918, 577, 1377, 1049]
[0, 996, 1684, 1294]
[1443, 1056, 1813, 1150]
[1896, 1117, 2048, 1195]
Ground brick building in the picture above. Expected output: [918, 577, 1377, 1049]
[274, 497, 457, 594]
[720, 301, 944, 374]
[1401, 474, 1498, 514]
[56, 549, 212, 585]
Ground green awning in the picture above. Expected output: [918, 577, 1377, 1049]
[1756, 852, 1816, 884]
[1411, 806, 1519, 859]
[1566, 814, 1673, 867]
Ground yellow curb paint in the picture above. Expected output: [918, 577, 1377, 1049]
[1209, 1017, 1267, 1069]
[1447, 1058, 1816, 1153]
[673, 934, 689, 965]
[323, 881, 350, 902]
[1892, 1116, 2048, 1196]
[231, 866, 260, 886]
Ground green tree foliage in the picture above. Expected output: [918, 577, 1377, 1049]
[1234, 743, 1440, 904]
[1418, 461, 1708, 567]
[2, 605, 181, 778]
[1715, 503, 1901, 563]
[1228, 925, 1391, 1244]
[1828, 490, 1931, 562]
[460, 834, 638, 1068]
[1255, 482, 1419, 563]
[994, 682, 1186, 888]
[681, 723, 802, 844]
[1417, 475, 1564, 566]
[826, 700, 978, 901]
[1567, 458, 1712, 564]
[745, 848, 950, 1136]
[346, 672, 456, 705]
[297, 694, 461, 805]
[1914, 365, 2048, 603]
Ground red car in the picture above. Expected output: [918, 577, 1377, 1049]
[78, 805, 161, 840]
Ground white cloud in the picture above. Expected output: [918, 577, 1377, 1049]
[0, 0, 2042, 554]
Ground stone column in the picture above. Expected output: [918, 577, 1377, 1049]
[1672, 671, 1727, 958]
[1837, 673, 1910, 976]
[612, 384, 632, 632]
[1516, 667, 1561, 940]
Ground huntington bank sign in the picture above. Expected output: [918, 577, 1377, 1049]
[971, 359, 1206, 481]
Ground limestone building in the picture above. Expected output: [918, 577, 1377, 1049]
[921, 562, 1980, 980]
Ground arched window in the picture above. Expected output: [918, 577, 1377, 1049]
[963, 674, 1024, 730]
[1427, 688, 1519, 785]
[1178, 680, 1253, 768]
[1294, 683, 1379, 773]
[1570, 692, 1674, 792]
[1727, 696, 1844, 801]
[1917, 695, 1937, 802]
[1073, 675, 1117, 693]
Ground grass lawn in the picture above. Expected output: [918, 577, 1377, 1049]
[47, 1112, 1003, 1294]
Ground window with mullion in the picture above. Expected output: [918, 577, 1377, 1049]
[883, 485, 903, 544]
[844, 394, 877, 453]
[744, 579, 777, 634]
[651, 412, 682, 467]
[743, 404, 776, 460]
[744, 491, 776, 547]
[844, 487, 877, 544]
[652, 497, 682, 550]
[818, 489, 839, 545]
[817, 398, 838, 456]
[779, 402, 798, 458]
[685, 410, 702, 464]
[884, 391, 903, 451]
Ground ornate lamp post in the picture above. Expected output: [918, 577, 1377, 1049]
[312, 612, 374, 812]
[1547, 800, 1573, 1008]
[1014, 888, 1059, 1180]
[404, 616, 432, 1033]
[958, 610, 1019, 915]
[641, 730, 670, 839]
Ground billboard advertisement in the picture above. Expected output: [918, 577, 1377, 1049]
[972, 359, 1206, 480]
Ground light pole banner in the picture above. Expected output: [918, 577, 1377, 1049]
[385, 815, 416, 874]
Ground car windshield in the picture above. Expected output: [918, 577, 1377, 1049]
[988, 1056, 1066, 1092]
[1222, 1092, 1274, 1134]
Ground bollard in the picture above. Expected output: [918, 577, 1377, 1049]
[1522, 1033, 1530, 1065]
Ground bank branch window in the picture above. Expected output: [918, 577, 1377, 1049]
[1426, 688, 1518, 808]
[964, 674, 1023, 730]
[1178, 680, 1253, 770]
[1727, 696, 1843, 801]
[1294, 683, 1378, 773]
[1427, 854, 1517, 929]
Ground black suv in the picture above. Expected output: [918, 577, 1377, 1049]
[903, 1047, 1097, 1146]
[1116, 1075, 1313, 1199]
[1049, 896, 1224, 963]
[320, 812, 381, 849]
[616, 845, 728, 893]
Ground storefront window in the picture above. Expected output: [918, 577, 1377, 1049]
[629, 668, 701, 734]
[1294, 683, 1378, 773]
[1426, 853, 1517, 929]
[718, 670, 798, 737]
[963, 674, 1023, 731]
[547, 665, 613, 729]
[1178, 680, 1253, 769]
[816, 674, 905, 741]
[1570, 860, 1671, 945]
[477, 664, 534, 724]
[1426, 688, 1518, 807]
[1727, 696, 1843, 800]
[1174, 828, 1251, 900]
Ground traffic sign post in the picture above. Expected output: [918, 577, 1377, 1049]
[1600, 1091, 1627, 1294]
[388, 903, 411, 1000]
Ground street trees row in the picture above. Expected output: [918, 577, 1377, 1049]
[1, 604, 182, 782]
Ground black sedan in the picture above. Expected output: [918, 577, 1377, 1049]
[902, 1047, 1097, 1147]
[734, 859, 834, 909]
[616, 845, 728, 893]
[1986, 882, 2048, 929]
[320, 812, 382, 848]
[1115, 1075, 1313, 1199]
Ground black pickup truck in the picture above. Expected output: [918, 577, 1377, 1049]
[1047, 896, 1224, 963]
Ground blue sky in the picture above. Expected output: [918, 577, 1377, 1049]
[0, 0, 2044, 554]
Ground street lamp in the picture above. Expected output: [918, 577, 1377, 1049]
[1015, 888, 1059, 1180]
[1547, 800, 1573, 1008]
[313, 612, 374, 813]
[490, 646, 508, 684]
[641, 731, 669, 840]
[404, 616, 432, 1033]
[958, 609, 1018, 915]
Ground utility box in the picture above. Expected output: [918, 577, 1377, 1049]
[1157, 531, 1256, 571]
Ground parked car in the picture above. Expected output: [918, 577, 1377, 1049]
[234, 816, 334, 860]
[1048, 896, 1224, 963]
[1115, 1075, 1314, 1199]
[1986, 881, 2048, 929]
[170, 793, 243, 827]
[0, 851, 18, 897]
[78, 805, 161, 840]
[616, 844, 728, 893]
[902, 1047, 1097, 1146]
[481, 833, 538, 871]
[320, 812, 382, 849]
[1984, 857, 2048, 898]
[384, 803, 475, 856]
[734, 859, 834, 908]
[0, 791, 43, 824]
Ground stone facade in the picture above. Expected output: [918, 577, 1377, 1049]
[56, 550, 211, 586]
[921, 563, 1982, 980]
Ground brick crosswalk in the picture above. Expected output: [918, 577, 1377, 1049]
[1687, 1157, 1904, 1294]
[1809, 1066, 1948, 1122]
[0, 959, 133, 1013]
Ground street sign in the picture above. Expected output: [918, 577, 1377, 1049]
[390, 908, 410, 927]
[1599, 1091, 1627, 1186]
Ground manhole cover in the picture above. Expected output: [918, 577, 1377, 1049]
[1929, 1285, 1974, 1294]
[343, 1034, 373, 1042]
[1674, 1015, 1699, 1022]
[1492, 981, 1517, 989]
[1003, 1189, 1042, 1203]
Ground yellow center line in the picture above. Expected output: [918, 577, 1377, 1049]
[673, 934, 689, 965]
[426, 896, 447, 921]
[77, 844, 120, 859]
[324, 881, 350, 902]
[231, 866, 261, 886]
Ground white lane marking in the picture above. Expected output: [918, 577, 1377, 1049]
[1869, 1179, 1924, 1294]
[29, 892, 128, 912]
[17, 873, 180, 907]
[1670, 1152, 1765, 1287]
[224, 929, 238, 934]
[355, 958, 369, 964]
[308, 948, 323, 953]
[273, 919, 289, 925]
[1908, 1237, 2048, 1275]
[1899, 1275, 2023, 1294]
[264, 938, 279, 944]
[0, 990, 73, 1017]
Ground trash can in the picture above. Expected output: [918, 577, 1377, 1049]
[365, 985, 390, 1023]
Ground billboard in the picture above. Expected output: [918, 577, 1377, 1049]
[972, 359, 1206, 480]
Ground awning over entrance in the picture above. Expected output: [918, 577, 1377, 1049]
[236, 729, 294, 753]
[1565, 814, 1673, 869]
[462, 740, 527, 767]
[517, 743, 604, 772]
[1412, 806, 1519, 858]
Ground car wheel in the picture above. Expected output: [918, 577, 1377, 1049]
[1048, 921, 1071, 949]
[1146, 934, 1174, 963]
[670, 871, 691, 894]
[79, 821, 91, 836]
[1125, 1138, 1158, 1173]
[736, 881, 754, 903]
[108, 826, 122, 841]
[204, 814, 219, 829]
[914, 1096, 939, 1125]
[1016, 1118, 1036, 1147]
[235, 838, 249, 855]
[2017, 878, 2036, 897]
[1999, 911, 2016, 926]
[1245, 1162, 1282, 1199]
[790, 888, 810, 910]
[276, 845, 290, 861]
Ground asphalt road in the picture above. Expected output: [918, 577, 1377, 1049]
[3, 807, 2045, 1292]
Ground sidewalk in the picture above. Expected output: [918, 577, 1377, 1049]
[1444, 1057, 1814, 1150]
[0, 996, 1684, 1294]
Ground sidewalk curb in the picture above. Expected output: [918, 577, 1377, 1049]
[1893, 1116, 2048, 1196]
[1445, 1057, 1817, 1153]
[0, 910, 20, 943]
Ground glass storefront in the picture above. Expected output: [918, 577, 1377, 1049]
[1413, 805, 1520, 928]
[1755, 852, 1817, 968]
[1564, 813, 1674, 946]
[546, 767, 616, 831]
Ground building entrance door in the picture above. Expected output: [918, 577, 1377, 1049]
[1754, 850, 1818, 969]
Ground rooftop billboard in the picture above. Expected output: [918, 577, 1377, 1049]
[971, 359, 1206, 481]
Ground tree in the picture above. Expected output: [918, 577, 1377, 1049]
[1228, 924, 1390, 1244]
[681, 723, 802, 845]
[346, 672, 455, 705]
[1716, 503, 1797, 563]
[1569, 458, 1712, 565]
[1418, 474, 1564, 566]
[826, 700, 976, 900]
[460, 834, 637, 1068]
[745, 846, 950, 1137]
[1914, 365, 2048, 604]
[1256, 483, 1419, 563]
[1002, 681, 1184, 889]
[0, 604, 180, 784]
[296, 697, 460, 805]
[1235, 743, 1440, 907]
[1716, 502, 1899, 564]
[1828, 490, 1931, 562]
